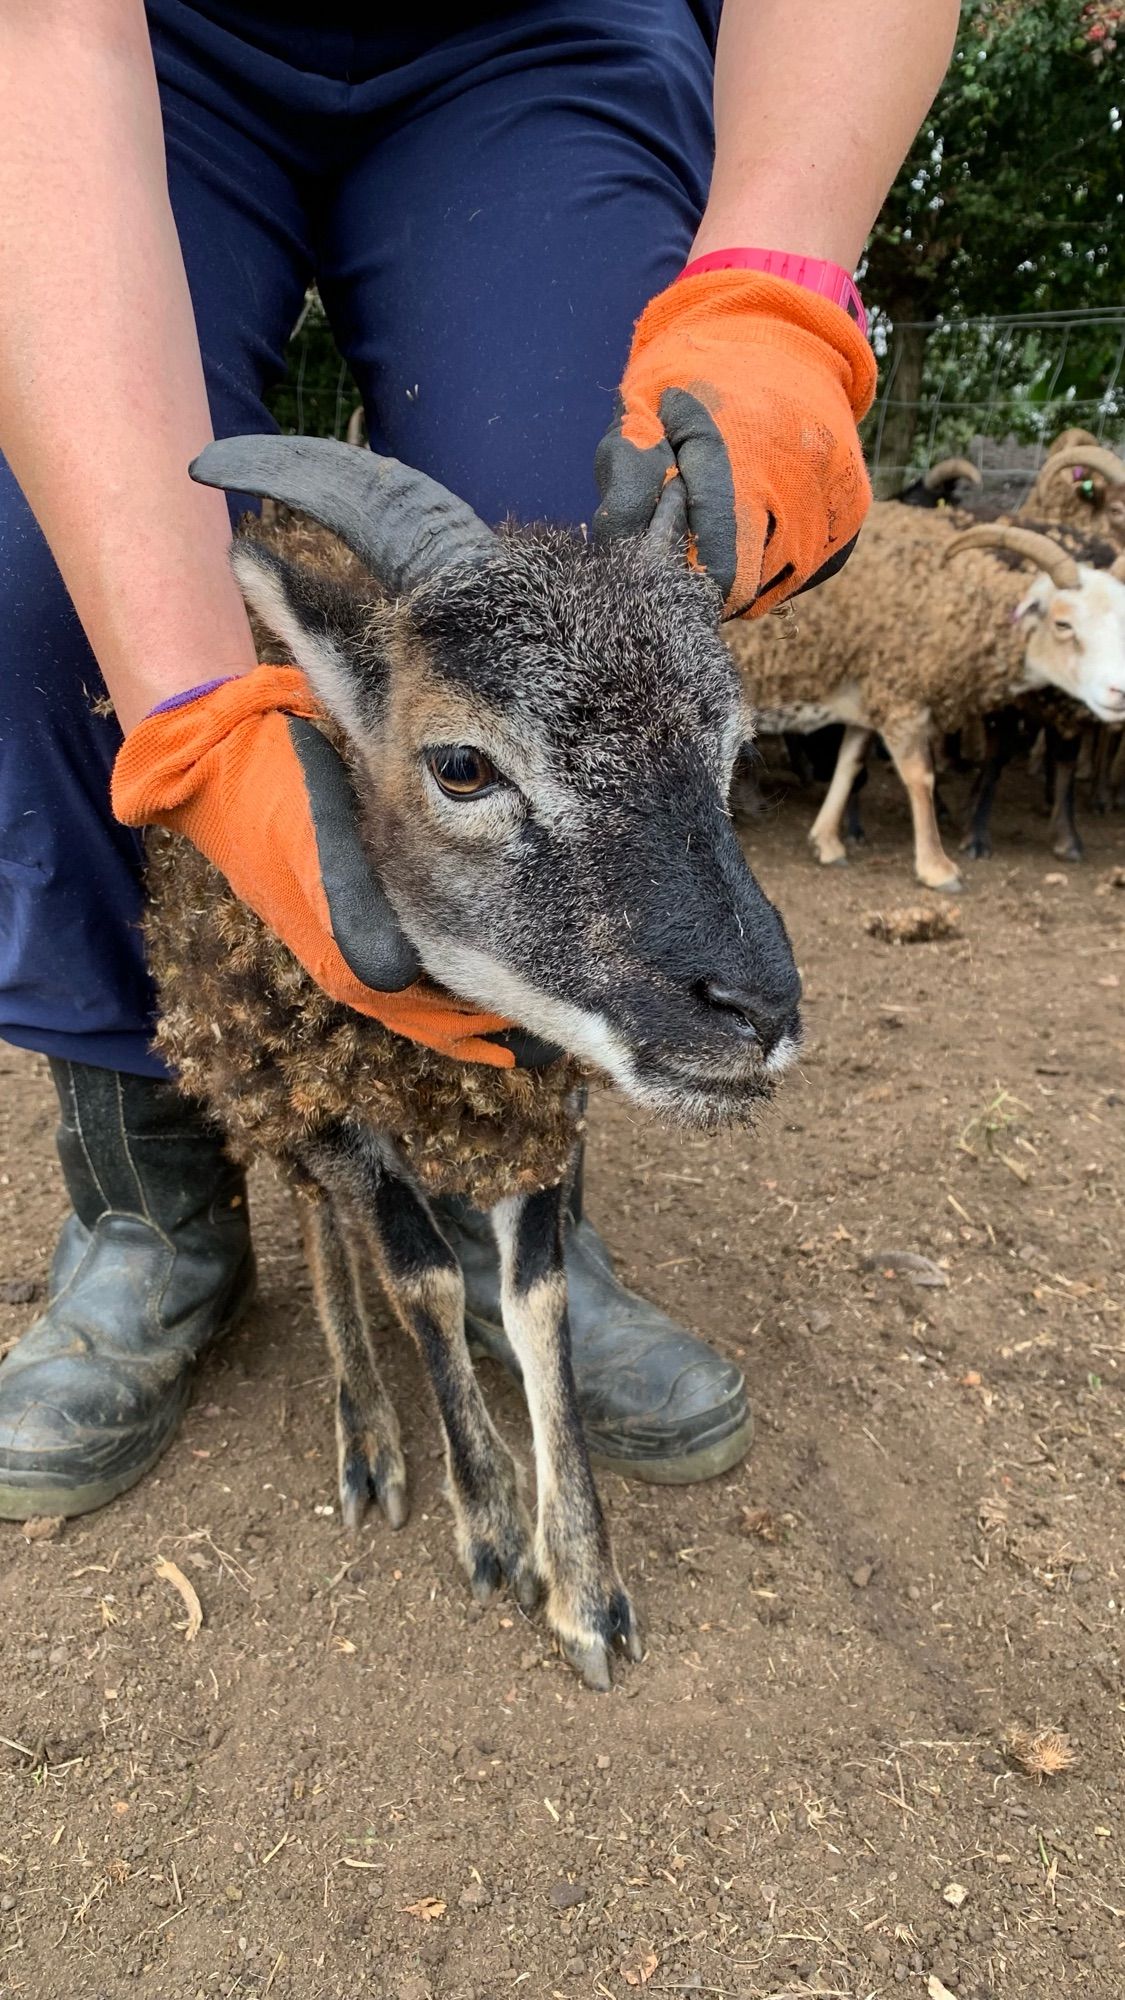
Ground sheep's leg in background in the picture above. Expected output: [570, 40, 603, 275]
[808, 724, 872, 865]
[297, 1192, 407, 1531]
[1088, 724, 1112, 815]
[883, 716, 963, 891]
[961, 707, 1019, 860]
[1109, 728, 1125, 806]
[1046, 723, 1083, 862]
[301, 1128, 538, 1608]
[490, 1185, 641, 1691]
[842, 757, 869, 845]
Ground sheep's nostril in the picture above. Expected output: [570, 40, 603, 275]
[699, 981, 767, 1044]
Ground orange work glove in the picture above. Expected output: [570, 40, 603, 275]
[594, 269, 877, 618]
[111, 665, 522, 1068]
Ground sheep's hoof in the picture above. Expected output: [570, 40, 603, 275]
[340, 1440, 409, 1533]
[1052, 839, 1083, 864]
[554, 1585, 643, 1692]
[919, 872, 963, 894]
[468, 1541, 541, 1613]
[811, 846, 848, 868]
[960, 834, 991, 860]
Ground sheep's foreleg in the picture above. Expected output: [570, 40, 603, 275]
[1047, 724, 1083, 861]
[298, 1193, 407, 1531]
[883, 719, 962, 891]
[370, 1196, 539, 1606]
[490, 1185, 641, 1691]
[1110, 727, 1125, 809]
[300, 1128, 537, 1606]
[961, 707, 1018, 860]
[1089, 724, 1112, 815]
[808, 724, 871, 866]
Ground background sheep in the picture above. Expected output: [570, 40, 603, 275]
[146, 434, 801, 1691]
[897, 456, 984, 510]
[1021, 442, 1125, 548]
[725, 508, 1125, 891]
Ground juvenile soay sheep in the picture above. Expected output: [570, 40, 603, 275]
[724, 505, 1125, 890]
[146, 435, 802, 1691]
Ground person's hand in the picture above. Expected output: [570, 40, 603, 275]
[594, 270, 877, 619]
[111, 665, 520, 1066]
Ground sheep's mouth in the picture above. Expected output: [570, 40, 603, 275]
[1086, 693, 1125, 725]
[607, 1003, 802, 1124]
[629, 1068, 777, 1131]
[625, 1046, 797, 1132]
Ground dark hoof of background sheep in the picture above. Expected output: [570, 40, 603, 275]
[960, 834, 992, 860]
[1053, 839, 1083, 863]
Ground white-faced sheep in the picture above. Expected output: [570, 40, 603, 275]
[725, 506, 1125, 891]
[145, 434, 801, 1691]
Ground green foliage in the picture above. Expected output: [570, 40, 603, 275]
[863, 311, 1125, 477]
[866, 1, 1124, 319]
[266, 291, 358, 440]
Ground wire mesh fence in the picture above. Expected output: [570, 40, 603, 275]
[863, 306, 1125, 501]
[267, 292, 1125, 507]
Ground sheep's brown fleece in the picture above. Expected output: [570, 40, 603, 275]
[147, 830, 586, 1208]
[144, 508, 586, 1211]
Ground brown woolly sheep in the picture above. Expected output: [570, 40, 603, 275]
[145, 433, 802, 1691]
[725, 507, 1125, 890]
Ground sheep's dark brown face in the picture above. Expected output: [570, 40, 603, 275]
[235, 529, 801, 1127]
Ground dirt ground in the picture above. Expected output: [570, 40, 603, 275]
[1, 760, 1122, 2000]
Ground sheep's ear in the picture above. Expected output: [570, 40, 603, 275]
[231, 540, 385, 742]
[1012, 580, 1048, 626]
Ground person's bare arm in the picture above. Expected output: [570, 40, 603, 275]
[0, 0, 257, 733]
[693, 0, 961, 269]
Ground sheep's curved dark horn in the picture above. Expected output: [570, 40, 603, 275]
[190, 434, 497, 594]
[923, 456, 982, 492]
[1041, 445, 1125, 489]
[944, 523, 1080, 591]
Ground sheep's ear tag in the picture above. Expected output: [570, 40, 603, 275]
[287, 718, 421, 993]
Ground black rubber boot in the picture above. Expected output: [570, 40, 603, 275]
[0, 1060, 255, 1520]
[436, 1150, 752, 1485]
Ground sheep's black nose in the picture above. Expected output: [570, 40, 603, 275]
[698, 979, 799, 1052]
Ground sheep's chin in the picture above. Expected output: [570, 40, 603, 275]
[617, 1066, 779, 1132]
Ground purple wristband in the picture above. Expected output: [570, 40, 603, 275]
[148, 676, 235, 718]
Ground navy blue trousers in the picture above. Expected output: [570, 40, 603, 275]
[0, 1, 717, 1077]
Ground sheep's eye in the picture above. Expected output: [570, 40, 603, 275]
[426, 745, 498, 797]
[1053, 618, 1074, 635]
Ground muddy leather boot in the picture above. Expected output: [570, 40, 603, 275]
[437, 1150, 751, 1484]
[0, 1060, 255, 1520]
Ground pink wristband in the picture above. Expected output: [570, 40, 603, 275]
[679, 247, 867, 338]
